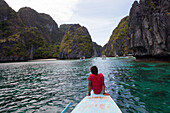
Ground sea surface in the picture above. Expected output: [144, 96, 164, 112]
[0, 57, 169, 113]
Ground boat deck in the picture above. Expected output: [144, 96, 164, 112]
[72, 92, 122, 113]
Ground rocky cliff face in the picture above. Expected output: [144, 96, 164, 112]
[92, 42, 102, 57]
[59, 24, 94, 59]
[0, 0, 23, 39]
[0, 27, 45, 62]
[0, 0, 44, 62]
[59, 24, 73, 36]
[102, 16, 129, 56]
[0, 0, 62, 62]
[18, 7, 62, 44]
[128, 0, 170, 60]
[60, 24, 101, 58]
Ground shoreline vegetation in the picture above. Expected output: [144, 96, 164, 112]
[1, 56, 170, 64]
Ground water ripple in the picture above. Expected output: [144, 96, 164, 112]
[0, 58, 169, 112]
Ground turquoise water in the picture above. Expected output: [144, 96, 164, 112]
[0, 57, 169, 113]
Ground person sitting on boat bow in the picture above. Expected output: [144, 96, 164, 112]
[86, 66, 109, 96]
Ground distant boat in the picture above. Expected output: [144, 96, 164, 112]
[102, 55, 106, 60]
[115, 54, 119, 57]
[126, 54, 134, 58]
[71, 91, 122, 113]
[80, 56, 86, 61]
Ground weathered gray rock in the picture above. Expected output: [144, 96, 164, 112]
[92, 42, 102, 57]
[18, 7, 62, 44]
[0, 0, 23, 39]
[59, 24, 73, 36]
[128, 0, 170, 60]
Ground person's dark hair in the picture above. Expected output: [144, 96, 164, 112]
[90, 66, 98, 76]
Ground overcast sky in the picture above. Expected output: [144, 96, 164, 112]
[5, 0, 137, 46]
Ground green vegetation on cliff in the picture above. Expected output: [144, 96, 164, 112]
[35, 44, 60, 58]
[59, 24, 94, 59]
[0, 0, 24, 39]
[102, 16, 129, 56]
[0, 26, 60, 60]
[60, 29, 93, 54]
[0, 27, 45, 59]
[59, 24, 73, 35]
[0, 0, 62, 61]
[60, 32, 74, 54]
[18, 7, 63, 44]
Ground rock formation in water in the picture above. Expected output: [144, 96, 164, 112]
[60, 24, 102, 58]
[93, 42, 102, 57]
[128, 0, 170, 60]
[59, 24, 94, 59]
[102, 0, 170, 60]
[102, 16, 129, 56]
[0, 0, 62, 62]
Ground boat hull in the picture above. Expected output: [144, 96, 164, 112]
[72, 92, 122, 113]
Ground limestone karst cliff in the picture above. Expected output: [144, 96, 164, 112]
[102, 16, 129, 56]
[128, 0, 170, 60]
[0, 0, 62, 62]
[18, 7, 63, 44]
[93, 42, 102, 57]
[59, 24, 94, 59]
[103, 0, 170, 60]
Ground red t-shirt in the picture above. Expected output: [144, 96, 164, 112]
[88, 73, 104, 94]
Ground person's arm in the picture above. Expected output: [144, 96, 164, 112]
[102, 81, 109, 95]
[102, 81, 105, 94]
[86, 81, 91, 96]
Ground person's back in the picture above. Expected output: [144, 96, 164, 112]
[87, 66, 109, 96]
[88, 73, 104, 94]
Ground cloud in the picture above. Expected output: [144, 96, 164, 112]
[5, 0, 80, 23]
